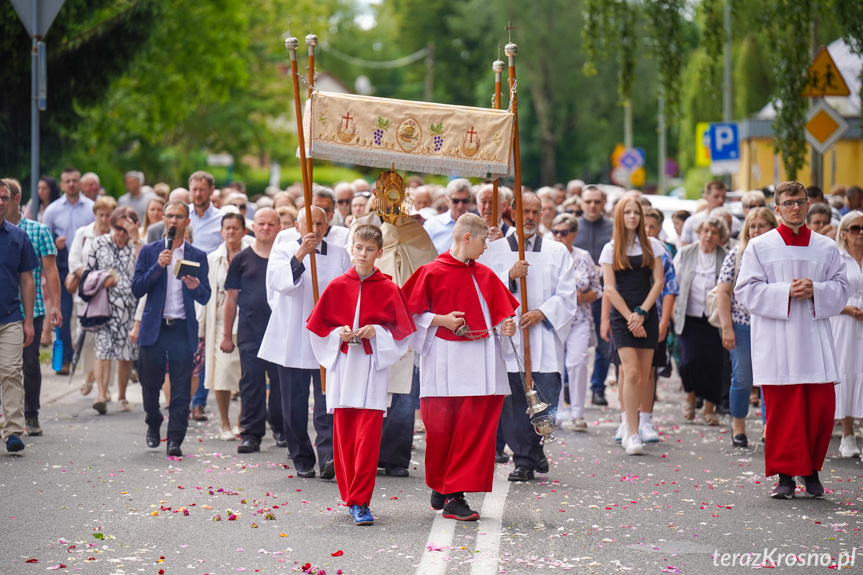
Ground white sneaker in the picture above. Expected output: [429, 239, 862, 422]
[839, 434, 860, 458]
[639, 421, 660, 442]
[218, 429, 237, 441]
[614, 421, 628, 443]
[574, 418, 588, 432]
[624, 433, 644, 455]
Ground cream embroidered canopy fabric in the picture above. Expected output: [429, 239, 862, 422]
[302, 91, 515, 179]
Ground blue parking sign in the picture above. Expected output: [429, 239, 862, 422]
[708, 123, 739, 162]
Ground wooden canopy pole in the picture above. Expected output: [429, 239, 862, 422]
[505, 25, 533, 392]
[306, 27, 317, 184]
[286, 26, 325, 391]
[491, 47, 504, 229]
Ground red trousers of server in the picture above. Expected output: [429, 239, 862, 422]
[333, 408, 384, 507]
[760, 383, 835, 478]
[420, 395, 504, 494]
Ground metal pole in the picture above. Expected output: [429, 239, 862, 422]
[723, 0, 732, 188]
[809, 18, 822, 188]
[31, 1, 39, 200]
[491, 54, 504, 228]
[306, 31, 317, 184]
[658, 94, 666, 194]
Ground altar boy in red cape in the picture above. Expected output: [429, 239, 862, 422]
[736, 181, 848, 499]
[307, 225, 416, 526]
[401, 213, 518, 521]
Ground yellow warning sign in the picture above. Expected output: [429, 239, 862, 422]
[803, 46, 850, 97]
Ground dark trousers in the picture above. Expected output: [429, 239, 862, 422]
[237, 341, 284, 442]
[139, 321, 193, 444]
[502, 372, 562, 470]
[378, 362, 420, 469]
[23, 316, 44, 417]
[57, 264, 73, 363]
[277, 366, 332, 472]
[589, 300, 610, 393]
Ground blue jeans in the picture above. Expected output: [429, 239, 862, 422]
[57, 264, 74, 363]
[590, 300, 610, 393]
[729, 323, 765, 423]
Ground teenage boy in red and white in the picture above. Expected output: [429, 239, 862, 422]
[401, 214, 518, 521]
[736, 180, 849, 499]
[307, 225, 415, 526]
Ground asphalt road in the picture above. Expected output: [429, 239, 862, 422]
[2, 366, 863, 575]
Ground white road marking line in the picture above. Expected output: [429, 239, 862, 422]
[470, 474, 511, 575]
[415, 508, 456, 575]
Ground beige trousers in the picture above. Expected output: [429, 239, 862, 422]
[0, 321, 25, 440]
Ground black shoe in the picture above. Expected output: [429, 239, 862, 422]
[591, 391, 608, 406]
[166, 441, 182, 457]
[146, 428, 160, 448]
[508, 465, 535, 482]
[430, 490, 445, 510]
[385, 464, 409, 477]
[535, 451, 549, 474]
[25, 416, 42, 436]
[237, 438, 260, 453]
[495, 450, 509, 464]
[716, 403, 731, 415]
[801, 471, 825, 498]
[296, 467, 316, 479]
[732, 434, 748, 448]
[320, 459, 336, 480]
[273, 431, 287, 448]
[441, 493, 479, 521]
[771, 474, 796, 499]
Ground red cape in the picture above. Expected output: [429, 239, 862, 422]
[401, 251, 519, 342]
[306, 267, 416, 355]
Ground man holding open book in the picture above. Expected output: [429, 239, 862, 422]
[132, 200, 211, 457]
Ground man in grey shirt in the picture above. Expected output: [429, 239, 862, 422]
[572, 185, 613, 406]
[118, 171, 155, 221]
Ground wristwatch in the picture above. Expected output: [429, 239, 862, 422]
[633, 306, 649, 318]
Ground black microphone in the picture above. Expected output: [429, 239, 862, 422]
[166, 226, 176, 250]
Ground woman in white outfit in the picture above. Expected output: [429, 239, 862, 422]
[200, 212, 253, 440]
[833, 211, 863, 457]
[550, 214, 600, 431]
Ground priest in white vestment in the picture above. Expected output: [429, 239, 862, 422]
[259, 206, 351, 479]
[736, 181, 849, 499]
[479, 192, 577, 482]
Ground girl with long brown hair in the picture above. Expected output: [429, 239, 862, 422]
[599, 197, 665, 455]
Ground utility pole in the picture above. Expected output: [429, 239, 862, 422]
[810, 16, 822, 189]
[722, 0, 732, 188]
[624, 100, 633, 149]
[658, 94, 666, 194]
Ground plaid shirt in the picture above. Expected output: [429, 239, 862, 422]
[13, 214, 57, 318]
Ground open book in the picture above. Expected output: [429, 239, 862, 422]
[173, 259, 201, 279]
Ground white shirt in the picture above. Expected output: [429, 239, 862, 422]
[735, 229, 848, 386]
[274, 224, 349, 250]
[479, 233, 577, 374]
[598, 235, 667, 266]
[258, 237, 351, 369]
[675, 248, 718, 318]
[411, 276, 512, 397]
[43, 194, 95, 245]
[309, 279, 410, 412]
[163, 241, 187, 319]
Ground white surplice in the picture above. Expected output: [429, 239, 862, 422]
[275, 224, 349, 250]
[478, 233, 577, 374]
[735, 229, 849, 386]
[258, 235, 351, 369]
[309, 281, 410, 413]
[411, 277, 512, 398]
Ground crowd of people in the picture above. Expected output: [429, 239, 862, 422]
[0, 167, 859, 520]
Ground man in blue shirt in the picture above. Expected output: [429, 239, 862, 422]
[0, 180, 40, 452]
[423, 179, 472, 254]
[42, 167, 94, 373]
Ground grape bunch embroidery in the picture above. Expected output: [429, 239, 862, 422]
[430, 122, 444, 152]
[373, 117, 391, 146]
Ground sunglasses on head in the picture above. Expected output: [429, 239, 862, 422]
[551, 229, 570, 237]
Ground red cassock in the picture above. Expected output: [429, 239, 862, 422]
[306, 267, 416, 507]
[762, 223, 836, 478]
[402, 252, 519, 494]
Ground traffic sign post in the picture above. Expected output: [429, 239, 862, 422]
[10, 0, 66, 199]
[708, 122, 739, 176]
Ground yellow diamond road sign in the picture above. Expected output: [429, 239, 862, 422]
[803, 46, 851, 97]
[805, 100, 849, 154]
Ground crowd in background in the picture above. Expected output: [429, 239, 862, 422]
[1, 168, 861, 476]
